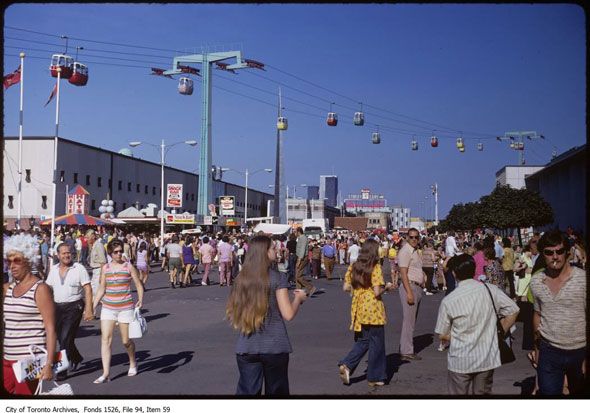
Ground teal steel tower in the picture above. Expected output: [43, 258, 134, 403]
[164, 51, 263, 220]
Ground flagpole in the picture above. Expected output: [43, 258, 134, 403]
[16, 52, 25, 229]
[49, 68, 61, 254]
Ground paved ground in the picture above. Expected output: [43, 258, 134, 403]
[63, 262, 537, 396]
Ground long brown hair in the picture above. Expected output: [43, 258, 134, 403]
[351, 239, 380, 289]
[225, 235, 272, 335]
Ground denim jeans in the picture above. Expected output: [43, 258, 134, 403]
[444, 270, 456, 295]
[288, 253, 297, 283]
[339, 325, 386, 382]
[537, 339, 586, 395]
[236, 353, 290, 395]
[55, 299, 85, 365]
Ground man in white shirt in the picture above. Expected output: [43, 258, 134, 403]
[444, 231, 460, 294]
[347, 240, 360, 264]
[46, 243, 94, 377]
[435, 253, 519, 395]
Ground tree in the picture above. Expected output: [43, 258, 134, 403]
[442, 185, 554, 244]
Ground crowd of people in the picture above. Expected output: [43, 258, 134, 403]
[2, 223, 587, 396]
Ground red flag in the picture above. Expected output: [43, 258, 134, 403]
[3, 65, 21, 90]
[44, 84, 58, 107]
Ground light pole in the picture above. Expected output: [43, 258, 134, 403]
[223, 167, 272, 226]
[129, 139, 197, 254]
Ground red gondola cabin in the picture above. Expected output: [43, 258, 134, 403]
[50, 54, 74, 79]
[68, 62, 88, 86]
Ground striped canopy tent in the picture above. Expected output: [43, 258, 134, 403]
[40, 213, 112, 226]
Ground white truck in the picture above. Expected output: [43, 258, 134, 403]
[302, 218, 328, 239]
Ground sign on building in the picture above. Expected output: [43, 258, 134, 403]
[219, 196, 235, 216]
[165, 212, 195, 224]
[204, 216, 213, 225]
[66, 185, 90, 214]
[166, 184, 183, 208]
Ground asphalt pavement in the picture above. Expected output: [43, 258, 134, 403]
[63, 262, 537, 397]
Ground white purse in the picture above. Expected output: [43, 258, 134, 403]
[35, 380, 74, 396]
[129, 307, 148, 339]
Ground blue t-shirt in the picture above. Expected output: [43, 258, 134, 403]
[322, 244, 336, 258]
[235, 269, 292, 355]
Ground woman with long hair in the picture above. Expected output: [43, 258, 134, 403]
[338, 239, 393, 387]
[226, 235, 308, 395]
[181, 236, 196, 287]
[136, 241, 149, 286]
[92, 239, 144, 383]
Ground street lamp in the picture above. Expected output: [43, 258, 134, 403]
[223, 167, 272, 226]
[129, 139, 197, 254]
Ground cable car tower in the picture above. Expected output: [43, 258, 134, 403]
[163, 50, 264, 220]
[496, 131, 544, 165]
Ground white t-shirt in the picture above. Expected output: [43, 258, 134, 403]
[45, 263, 91, 303]
[348, 244, 361, 263]
[445, 236, 458, 257]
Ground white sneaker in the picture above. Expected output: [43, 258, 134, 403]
[425, 291, 433, 296]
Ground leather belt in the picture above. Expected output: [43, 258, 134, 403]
[410, 280, 423, 288]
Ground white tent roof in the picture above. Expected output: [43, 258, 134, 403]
[117, 206, 144, 218]
[252, 223, 292, 235]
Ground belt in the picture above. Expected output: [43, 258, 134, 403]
[410, 280, 423, 288]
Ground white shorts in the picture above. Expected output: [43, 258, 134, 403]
[100, 307, 135, 323]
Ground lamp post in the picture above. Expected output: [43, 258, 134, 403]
[223, 167, 272, 226]
[129, 139, 197, 254]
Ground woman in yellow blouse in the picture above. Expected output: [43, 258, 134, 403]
[338, 239, 394, 387]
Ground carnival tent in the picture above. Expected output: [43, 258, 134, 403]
[40, 213, 112, 226]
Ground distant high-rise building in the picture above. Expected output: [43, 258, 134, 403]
[306, 185, 319, 200]
[320, 175, 338, 207]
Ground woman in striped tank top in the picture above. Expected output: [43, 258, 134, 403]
[92, 239, 144, 384]
[3, 233, 57, 395]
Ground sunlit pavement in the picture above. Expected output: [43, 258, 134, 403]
[65, 263, 536, 396]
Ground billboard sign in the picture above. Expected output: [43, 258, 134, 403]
[166, 184, 183, 208]
[165, 212, 195, 224]
[219, 196, 235, 216]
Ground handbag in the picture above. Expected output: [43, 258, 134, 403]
[129, 307, 148, 339]
[35, 380, 74, 396]
[12, 345, 69, 383]
[483, 284, 516, 365]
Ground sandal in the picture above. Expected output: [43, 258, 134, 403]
[127, 367, 137, 377]
[93, 375, 110, 384]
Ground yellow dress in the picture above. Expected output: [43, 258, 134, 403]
[345, 264, 387, 332]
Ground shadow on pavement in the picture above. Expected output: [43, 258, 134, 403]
[68, 350, 152, 379]
[386, 353, 409, 383]
[144, 313, 170, 323]
[513, 375, 536, 395]
[414, 333, 434, 353]
[76, 324, 101, 338]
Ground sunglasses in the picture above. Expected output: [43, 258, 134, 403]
[543, 248, 566, 256]
[112, 249, 123, 254]
[408, 236, 420, 240]
[7, 257, 25, 265]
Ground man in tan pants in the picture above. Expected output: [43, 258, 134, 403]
[295, 227, 316, 296]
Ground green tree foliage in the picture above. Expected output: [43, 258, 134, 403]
[443, 185, 553, 231]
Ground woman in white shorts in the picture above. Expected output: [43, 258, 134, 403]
[92, 239, 144, 383]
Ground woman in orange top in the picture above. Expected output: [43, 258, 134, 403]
[338, 239, 394, 387]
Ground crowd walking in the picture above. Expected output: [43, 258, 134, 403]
[2, 224, 587, 396]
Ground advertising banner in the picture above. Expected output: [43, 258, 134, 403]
[166, 184, 183, 208]
[219, 196, 235, 216]
[165, 212, 195, 224]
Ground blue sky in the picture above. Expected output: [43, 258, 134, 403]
[3, 4, 586, 218]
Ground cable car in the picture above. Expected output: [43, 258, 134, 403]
[354, 112, 364, 126]
[411, 139, 418, 151]
[68, 62, 88, 86]
[277, 116, 288, 131]
[372, 132, 380, 144]
[459, 146, 465, 153]
[178, 77, 193, 95]
[456, 138, 464, 149]
[327, 112, 338, 126]
[430, 136, 439, 147]
[477, 143, 484, 151]
[50, 54, 74, 79]
[518, 142, 524, 150]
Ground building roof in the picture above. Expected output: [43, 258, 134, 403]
[495, 164, 545, 177]
[68, 184, 90, 196]
[525, 144, 586, 180]
[4, 136, 273, 197]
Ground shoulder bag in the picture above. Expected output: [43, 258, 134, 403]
[482, 283, 516, 365]
[129, 307, 148, 339]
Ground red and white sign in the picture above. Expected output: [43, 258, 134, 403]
[166, 184, 183, 208]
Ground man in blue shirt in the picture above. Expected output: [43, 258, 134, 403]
[322, 238, 337, 280]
